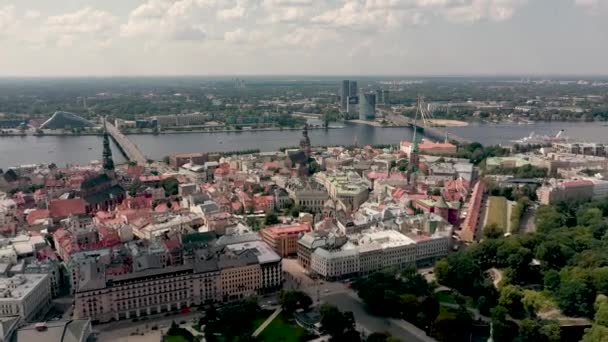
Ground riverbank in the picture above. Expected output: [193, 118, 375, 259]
[0, 124, 346, 137]
[348, 119, 410, 127]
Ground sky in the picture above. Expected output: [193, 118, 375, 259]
[0, 0, 607, 77]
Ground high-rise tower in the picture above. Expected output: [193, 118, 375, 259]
[340, 80, 349, 112]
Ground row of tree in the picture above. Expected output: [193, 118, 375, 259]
[434, 196, 608, 341]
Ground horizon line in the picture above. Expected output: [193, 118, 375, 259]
[0, 73, 608, 80]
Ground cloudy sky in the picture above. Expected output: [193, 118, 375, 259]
[0, 0, 607, 76]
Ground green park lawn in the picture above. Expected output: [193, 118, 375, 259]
[487, 196, 508, 230]
[436, 291, 458, 305]
[163, 336, 189, 342]
[256, 313, 310, 342]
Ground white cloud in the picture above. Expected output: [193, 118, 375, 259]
[574, 0, 608, 12]
[0, 5, 18, 35]
[24, 10, 41, 19]
[46, 7, 118, 36]
[121, 0, 213, 41]
[217, 5, 246, 20]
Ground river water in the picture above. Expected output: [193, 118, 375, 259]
[0, 121, 605, 168]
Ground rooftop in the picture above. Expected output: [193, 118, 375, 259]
[225, 240, 281, 264]
[0, 274, 48, 300]
[264, 223, 310, 236]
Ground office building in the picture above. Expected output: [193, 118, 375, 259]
[153, 113, 211, 128]
[73, 243, 282, 323]
[349, 81, 358, 98]
[375, 89, 383, 104]
[359, 93, 376, 120]
[382, 90, 389, 104]
[340, 80, 349, 112]
[261, 223, 311, 257]
[0, 274, 52, 321]
[340, 80, 359, 114]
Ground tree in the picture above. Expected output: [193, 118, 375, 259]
[320, 304, 356, 340]
[557, 277, 595, 317]
[160, 177, 179, 197]
[517, 319, 560, 342]
[543, 270, 561, 292]
[535, 206, 564, 233]
[499, 285, 525, 315]
[278, 290, 312, 314]
[366, 333, 390, 342]
[483, 223, 504, 239]
[264, 212, 279, 225]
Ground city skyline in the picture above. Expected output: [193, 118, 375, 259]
[0, 0, 607, 77]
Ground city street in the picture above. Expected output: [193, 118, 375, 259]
[95, 310, 201, 341]
[284, 259, 436, 342]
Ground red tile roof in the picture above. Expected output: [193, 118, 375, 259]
[49, 198, 87, 219]
[264, 223, 311, 236]
[26, 209, 51, 225]
[127, 165, 145, 178]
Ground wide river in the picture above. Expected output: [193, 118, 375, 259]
[0, 121, 606, 168]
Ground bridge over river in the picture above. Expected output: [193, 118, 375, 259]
[102, 118, 147, 165]
[381, 110, 471, 145]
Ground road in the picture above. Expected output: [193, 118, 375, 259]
[322, 292, 436, 342]
[96, 310, 201, 341]
[103, 118, 147, 165]
[283, 259, 435, 342]
[519, 205, 537, 234]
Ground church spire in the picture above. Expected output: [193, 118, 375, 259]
[408, 97, 422, 184]
[300, 123, 311, 157]
[102, 118, 115, 174]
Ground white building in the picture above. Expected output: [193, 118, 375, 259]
[0, 274, 51, 321]
[311, 249, 359, 279]
[309, 229, 419, 279]
[591, 179, 608, 200]
[0, 199, 16, 226]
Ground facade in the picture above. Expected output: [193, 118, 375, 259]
[0, 274, 52, 321]
[153, 113, 211, 128]
[537, 180, 594, 205]
[284, 179, 329, 213]
[552, 142, 607, 157]
[309, 230, 420, 280]
[314, 172, 369, 211]
[170, 153, 209, 170]
[73, 243, 281, 323]
[224, 241, 282, 294]
[339, 80, 358, 116]
[261, 223, 311, 257]
[340, 80, 349, 112]
[401, 140, 458, 156]
[359, 93, 376, 120]
[460, 181, 484, 242]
